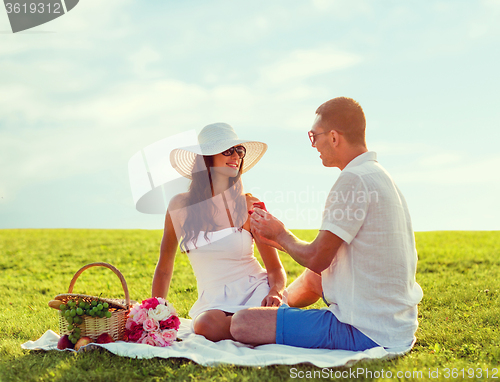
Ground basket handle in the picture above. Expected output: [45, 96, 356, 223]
[68, 262, 130, 307]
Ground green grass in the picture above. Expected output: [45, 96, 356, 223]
[0, 229, 499, 381]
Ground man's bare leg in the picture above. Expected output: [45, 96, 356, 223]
[231, 270, 323, 345]
[230, 307, 278, 345]
[287, 268, 323, 307]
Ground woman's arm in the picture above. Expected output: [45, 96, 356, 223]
[256, 238, 287, 307]
[151, 208, 179, 299]
[245, 194, 287, 307]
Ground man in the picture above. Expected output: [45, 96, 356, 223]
[230, 97, 423, 351]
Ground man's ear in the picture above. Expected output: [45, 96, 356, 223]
[331, 130, 341, 148]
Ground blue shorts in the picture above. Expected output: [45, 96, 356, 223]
[276, 304, 379, 351]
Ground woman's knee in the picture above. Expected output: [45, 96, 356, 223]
[194, 311, 218, 335]
[193, 310, 229, 340]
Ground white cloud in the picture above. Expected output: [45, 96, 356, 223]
[310, 0, 372, 17]
[467, 0, 500, 39]
[369, 142, 424, 156]
[0, 0, 132, 54]
[51, 0, 133, 36]
[1, 0, 499, 230]
[417, 153, 461, 167]
[394, 155, 500, 185]
[128, 45, 163, 79]
[0, 76, 297, 195]
[369, 141, 498, 186]
[260, 46, 362, 85]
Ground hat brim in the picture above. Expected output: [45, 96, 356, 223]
[170, 139, 267, 179]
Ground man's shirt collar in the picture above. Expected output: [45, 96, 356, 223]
[343, 151, 377, 171]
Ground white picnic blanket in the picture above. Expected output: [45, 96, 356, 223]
[21, 318, 411, 367]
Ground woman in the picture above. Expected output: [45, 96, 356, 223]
[152, 123, 286, 342]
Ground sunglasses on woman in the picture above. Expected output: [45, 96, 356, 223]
[221, 145, 246, 159]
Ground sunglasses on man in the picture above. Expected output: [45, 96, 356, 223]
[308, 131, 329, 145]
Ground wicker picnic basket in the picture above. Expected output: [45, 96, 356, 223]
[53, 262, 130, 341]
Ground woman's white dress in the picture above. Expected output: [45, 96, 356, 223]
[184, 227, 271, 320]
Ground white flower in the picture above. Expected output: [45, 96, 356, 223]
[167, 301, 177, 316]
[156, 297, 167, 305]
[129, 303, 141, 318]
[148, 304, 171, 321]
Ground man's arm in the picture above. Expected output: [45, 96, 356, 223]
[250, 208, 344, 274]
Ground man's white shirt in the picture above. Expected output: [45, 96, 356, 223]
[320, 151, 423, 349]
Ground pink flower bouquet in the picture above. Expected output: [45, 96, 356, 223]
[124, 297, 180, 346]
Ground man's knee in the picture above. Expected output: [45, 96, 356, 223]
[302, 269, 322, 295]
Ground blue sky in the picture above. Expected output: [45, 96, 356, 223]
[1, 0, 499, 231]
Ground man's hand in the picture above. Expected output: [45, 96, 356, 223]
[250, 208, 287, 252]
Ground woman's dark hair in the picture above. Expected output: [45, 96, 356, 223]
[179, 154, 247, 253]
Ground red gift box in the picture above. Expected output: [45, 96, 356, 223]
[249, 202, 267, 215]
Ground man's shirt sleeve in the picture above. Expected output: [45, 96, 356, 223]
[320, 171, 368, 244]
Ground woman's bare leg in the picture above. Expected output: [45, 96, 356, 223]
[193, 309, 233, 341]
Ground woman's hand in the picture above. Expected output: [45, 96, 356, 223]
[261, 289, 284, 307]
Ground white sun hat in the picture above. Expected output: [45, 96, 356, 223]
[170, 123, 268, 179]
